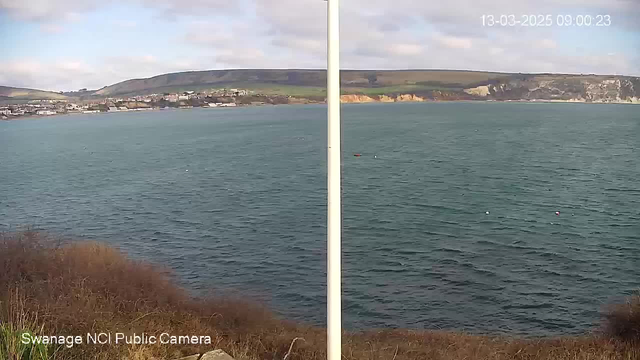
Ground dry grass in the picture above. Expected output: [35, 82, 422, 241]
[0, 231, 638, 360]
[605, 292, 640, 344]
[0, 289, 50, 360]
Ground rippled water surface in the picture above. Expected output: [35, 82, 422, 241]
[1, 102, 639, 336]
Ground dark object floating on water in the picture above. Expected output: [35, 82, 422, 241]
[354, 154, 362, 157]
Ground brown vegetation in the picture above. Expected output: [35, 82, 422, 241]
[0, 231, 638, 360]
[605, 292, 640, 344]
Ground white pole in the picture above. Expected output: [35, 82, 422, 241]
[327, 0, 341, 359]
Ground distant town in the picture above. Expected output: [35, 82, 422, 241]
[0, 88, 312, 120]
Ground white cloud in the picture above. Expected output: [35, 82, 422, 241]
[535, 39, 558, 50]
[0, 0, 239, 21]
[182, 21, 236, 47]
[0, 0, 103, 21]
[40, 23, 64, 33]
[1, 0, 638, 90]
[215, 48, 266, 67]
[0, 59, 93, 91]
[113, 20, 137, 28]
[433, 34, 473, 50]
[0, 56, 213, 91]
[272, 37, 326, 55]
[255, 0, 327, 37]
[386, 44, 424, 57]
[141, 0, 242, 17]
[489, 47, 505, 56]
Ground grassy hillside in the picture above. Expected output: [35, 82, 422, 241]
[93, 69, 511, 97]
[0, 86, 69, 101]
[3, 70, 638, 103]
[1, 231, 639, 360]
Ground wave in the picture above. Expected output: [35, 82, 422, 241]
[502, 302, 554, 310]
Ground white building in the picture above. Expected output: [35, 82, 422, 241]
[36, 110, 57, 115]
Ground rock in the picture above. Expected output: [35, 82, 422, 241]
[200, 350, 235, 360]
[396, 94, 425, 102]
[461, 75, 640, 103]
[464, 85, 490, 97]
[339, 94, 425, 103]
[176, 355, 200, 360]
[340, 94, 376, 103]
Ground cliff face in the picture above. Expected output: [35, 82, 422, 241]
[464, 76, 640, 103]
[340, 95, 377, 103]
[340, 94, 426, 103]
[6, 70, 639, 105]
[396, 94, 425, 102]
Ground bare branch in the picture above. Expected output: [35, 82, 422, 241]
[283, 337, 305, 360]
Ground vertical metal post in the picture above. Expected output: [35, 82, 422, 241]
[326, 0, 341, 359]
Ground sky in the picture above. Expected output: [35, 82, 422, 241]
[1, 0, 639, 91]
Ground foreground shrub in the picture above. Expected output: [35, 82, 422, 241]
[0, 231, 638, 360]
[0, 324, 50, 360]
[605, 292, 640, 343]
[0, 290, 50, 360]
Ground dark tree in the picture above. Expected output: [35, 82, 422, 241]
[367, 73, 378, 86]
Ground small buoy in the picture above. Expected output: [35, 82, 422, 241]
[185, 170, 189, 172]
[555, 211, 560, 216]
[354, 154, 362, 157]
[374, 155, 377, 159]
[485, 211, 490, 215]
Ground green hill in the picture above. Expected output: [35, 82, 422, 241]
[0, 86, 69, 101]
[93, 69, 511, 97]
[3, 70, 639, 104]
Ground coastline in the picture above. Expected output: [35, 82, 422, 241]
[2, 98, 638, 122]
